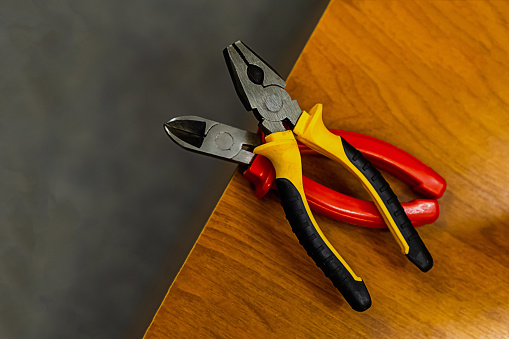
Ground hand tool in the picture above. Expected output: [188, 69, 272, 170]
[221, 40, 433, 311]
[165, 116, 445, 228]
[164, 41, 440, 311]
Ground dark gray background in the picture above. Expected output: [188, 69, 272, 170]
[0, 1, 327, 338]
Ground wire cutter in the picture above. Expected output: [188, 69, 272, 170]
[165, 117, 446, 228]
[165, 41, 437, 312]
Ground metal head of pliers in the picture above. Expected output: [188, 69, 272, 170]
[223, 41, 302, 135]
[164, 116, 261, 165]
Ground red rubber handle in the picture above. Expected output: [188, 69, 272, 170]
[242, 155, 275, 199]
[242, 129, 446, 228]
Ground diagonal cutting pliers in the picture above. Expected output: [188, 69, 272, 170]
[222, 40, 433, 311]
[165, 116, 446, 228]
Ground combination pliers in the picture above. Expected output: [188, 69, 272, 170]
[165, 41, 435, 312]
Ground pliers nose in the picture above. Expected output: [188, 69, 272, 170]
[223, 41, 302, 134]
[223, 41, 286, 95]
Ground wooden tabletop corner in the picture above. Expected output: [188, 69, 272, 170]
[145, 1, 509, 338]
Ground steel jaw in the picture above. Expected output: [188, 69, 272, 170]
[164, 116, 261, 165]
[223, 41, 302, 135]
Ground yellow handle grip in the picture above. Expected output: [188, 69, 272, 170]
[254, 131, 371, 312]
[294, 104, 433, 272]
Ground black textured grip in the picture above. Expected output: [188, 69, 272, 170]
[276, 178, 372, 312]
[341, 138, 433, 272]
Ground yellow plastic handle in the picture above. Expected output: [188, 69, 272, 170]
[293, 104, 410, 252]
[293, 104, 433, 272]
[254, 131, 372, 312]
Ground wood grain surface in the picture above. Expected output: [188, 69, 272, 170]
[145, 1, 509, 337]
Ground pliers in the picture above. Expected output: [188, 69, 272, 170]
[165, 41, 440, 312]
[166, 117, 446, 228]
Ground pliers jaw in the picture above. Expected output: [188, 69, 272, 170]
[223, 41, 302, 135]
[164, 116, 261, 165]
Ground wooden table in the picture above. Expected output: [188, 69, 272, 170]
[145, 1, 509, 337]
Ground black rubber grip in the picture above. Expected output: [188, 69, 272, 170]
[276, 178, 372, 312]
[341, 138, 433, 272]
